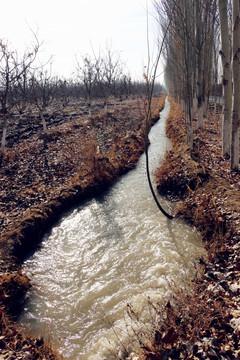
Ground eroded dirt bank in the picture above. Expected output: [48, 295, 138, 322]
[140, 97, 240, 359]
[0, 97, 165, 359]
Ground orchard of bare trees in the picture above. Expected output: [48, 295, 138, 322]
[153, 0, 240, 171]
[3, 1, 239, 172]
[0, 38, 164, 160]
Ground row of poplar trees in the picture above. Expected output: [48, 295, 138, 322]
[153, 0, 240, 171]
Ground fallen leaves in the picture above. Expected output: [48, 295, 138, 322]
[148, 97, 240, 360]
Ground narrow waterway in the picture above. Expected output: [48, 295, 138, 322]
[20, 98, 205, 359]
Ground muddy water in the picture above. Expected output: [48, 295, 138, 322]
[20, 98, 205, 359]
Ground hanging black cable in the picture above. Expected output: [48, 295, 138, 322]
[144, 2, 176, 220]
[144, 104, 174, 220]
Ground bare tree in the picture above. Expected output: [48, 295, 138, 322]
[157, 0, 196, 151]
[101, 44, 123, 107]
[0, 40, 17, 154]
[212, 31, 220, 124]
[155, 0, 240, 170]
[195, 0, 217, 128]
[116, 74, 133, 100]
[92, 44, 123, 109]
[0, 38, 39, 156]
[75, 55, 97, 115]
[218, 0, 232, 157]
[196, 0, 204, 129]
[10, 58, 32, 127]
[155, 0, 218, 153]
[231, 0, 240, 170]
[54, 78, 72, 116]
[28, 67, 56, 133]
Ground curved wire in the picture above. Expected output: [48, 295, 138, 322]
[144, 1, 176, 220]
[144, 100, 174, 220]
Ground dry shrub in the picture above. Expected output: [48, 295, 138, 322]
[0, 271, 31, 314]
[175, 192, 232, 262]
[165, 98, 186, 147]
[156, 149, 208, 200]
[150, 96, 166, 122]
[156, 97, 209, 201]
[156, 150, 189, 199]
[125, 280, 232, 360]
[0, 309, 63, 359]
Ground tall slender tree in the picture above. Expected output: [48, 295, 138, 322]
[231, 0, 240, 170]
[154, 0, 239, 170]
[218, 0, 232, 157]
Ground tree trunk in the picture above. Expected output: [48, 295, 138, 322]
[231, 0, 240, 170]
[213, 43, 219, 124]
[213, 86, 217, 124]
[87, 97, 92, 116]
[196, 0, 204, 129]
[40, 111, 47, 133]
[1, 115, 8, 155]
[218, 0, 232, 157]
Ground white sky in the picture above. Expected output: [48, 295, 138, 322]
[1, 0, 161, 80]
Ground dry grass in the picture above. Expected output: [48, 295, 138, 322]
[146, 96, 240, 360]
[123, 280, 232, 360]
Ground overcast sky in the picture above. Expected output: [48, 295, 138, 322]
[1, 0, 161, 80]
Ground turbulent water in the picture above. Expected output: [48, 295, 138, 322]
[20, 98, 205, 359]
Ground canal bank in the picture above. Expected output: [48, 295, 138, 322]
[19, 98, 204, 359]
[1, 95, 239, 359]
[149, 97, 240, 360]
[0, 97, 165, 359]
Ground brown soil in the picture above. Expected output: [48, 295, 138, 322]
[0, 96, 165, 359]
[139, 97, 240, 359]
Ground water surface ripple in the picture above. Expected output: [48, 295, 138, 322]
[20, 98, 205, 359]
